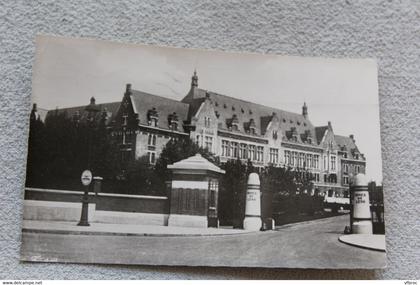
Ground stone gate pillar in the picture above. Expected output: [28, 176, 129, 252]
[167, 154, 225, 228]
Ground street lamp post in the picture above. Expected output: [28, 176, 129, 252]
[77, 97, 100, 227]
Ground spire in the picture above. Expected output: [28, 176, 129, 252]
[30, 103, 38, 121]
[302, 102, 308, 119]
[191, 69, 198, 88]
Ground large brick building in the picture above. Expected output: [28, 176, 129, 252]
[31, 71, 366, 194]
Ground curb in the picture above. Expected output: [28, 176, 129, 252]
[338, 236, 386, 252]
[22, 227, 256, 238]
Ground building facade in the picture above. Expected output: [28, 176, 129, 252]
[33, 71, 366, 194]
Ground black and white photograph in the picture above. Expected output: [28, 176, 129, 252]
[20, 35, 386, 269]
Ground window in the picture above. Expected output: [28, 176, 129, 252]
[222, 140, 229, 157]
[290, 151, 295, 166]
[209, 180, 218, 208]
[284, 150, 290, 165]
[344, 163, 349, 173]
[331, 156, 336, 171]
[306, 154, 312, 168]
[269, 148, 279, 164]
[204, 116, 211, 128]
[148, 151, 156, 164]
[248, 145, 256, 161]
[148, 133, 157, 146]
[324, 155, 327, 170]
[196, 135, 201, 146]
[293, 152, 299, 167]
[356, 165, 360, 174]
[324, 174, 327, 183]
[230, 142, 238, 158]
[170, 121, 178, 131]
[314, 155, 319, 169]
[205, 136, 213, 151]
[343, 176, 349, 185]
[256, 146, 264, 162]
[299, 153, 305, 168]
[150, 118, 158, 127]
[122, 114, 128, 126]
[239, 143, 247, 159]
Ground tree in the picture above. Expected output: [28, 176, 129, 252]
[154, 137, 218, 185]
[219, 158, 254, 228]
[26, 117, 48, 188]
[25, 111, 117, 190]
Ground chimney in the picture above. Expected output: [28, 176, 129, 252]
[349, 134, 355, 142]
[90, 97, 96, 105]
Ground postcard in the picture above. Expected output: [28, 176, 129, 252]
[21, 35, 385, 268]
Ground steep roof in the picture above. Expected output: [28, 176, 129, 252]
[335, 135, 363, 159]
[315, 126, 328, 144]
[186, 88, 315, 141]
[130, 90, 190, 131]
[46, 102, 121, 125]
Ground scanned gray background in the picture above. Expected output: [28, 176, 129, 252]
[0, 0, 419, 280]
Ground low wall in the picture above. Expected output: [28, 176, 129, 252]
[24, 188, 169, 226]
[95, 192, 168, 214]
[23, 200, 96, 222]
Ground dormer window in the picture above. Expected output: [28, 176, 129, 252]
[248, 118, 257, 135]
[229, 114, 239, 131]
[305, 130, 312, 144]
[273, 131, 278, 140]
[291, 127, 298, 142]
[147, 107, 159, 127]
[168, 112, 179, 131]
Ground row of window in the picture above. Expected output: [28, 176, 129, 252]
[221, 140, 264, 162]
[284, 150, 320, 169]
[343, 163, 361, 174]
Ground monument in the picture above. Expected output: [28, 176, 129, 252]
[351, 173, 373, 234]
[243, 172, 262, 231]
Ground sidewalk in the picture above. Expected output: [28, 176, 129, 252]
[339, 234, 386, 252]
[22, 220, 254, 237]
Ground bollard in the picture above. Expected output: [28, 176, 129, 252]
[351, 173, 373, 234]
[243, 173, 262, 231]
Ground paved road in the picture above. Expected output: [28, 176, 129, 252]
[20, 215, 386, 268]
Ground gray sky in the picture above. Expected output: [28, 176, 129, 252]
[33, 35, 383, 183]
